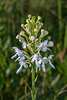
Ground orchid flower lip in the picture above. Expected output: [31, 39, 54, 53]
[22, 42, 26, 49]
[48, 60, 55, 69]
[16, 65, 22, 74]
[11, 53, 17, 59]
[15, 57, 20, 62]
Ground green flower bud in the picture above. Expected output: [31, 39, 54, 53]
[28, 14, 31, 19]
[20, 31, 25, 35]
[21, 24, 25, 28]
[38, 16, 41, 20]
[32, 16, 36, 20]
[16, 35, 20, 39]
[26, 19, 29, 23]
[34, 28, 38, 33]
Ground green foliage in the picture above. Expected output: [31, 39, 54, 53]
[0, 0, 67, 100]
[64, 23, 67, 49]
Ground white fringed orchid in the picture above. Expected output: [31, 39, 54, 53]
[11, 15, 55, 74]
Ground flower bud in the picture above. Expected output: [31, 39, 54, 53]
[38, 16, 41, 20]
[28, 14, 31, 19]
[41, 29, 45, 36]
[45, 30, 48, 35]
[21, 24, 25, 28]
[48, 36, 51, 40]
[26, 19, 29, 23]
[34, 28, 38, 33]
[20, 31, 24, 35]
[16, 35, 20, 39]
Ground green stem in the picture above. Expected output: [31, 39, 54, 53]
[58, 0, 62, 45]
[32, 63, 35, 100]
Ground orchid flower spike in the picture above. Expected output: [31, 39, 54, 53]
[11, 15, 55, 74]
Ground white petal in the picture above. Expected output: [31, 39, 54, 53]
[47, 48, 51, 51]
[16, 65, 22, 74]
[11, 53, 17, 59]
[24, 63, 28, 68]
[35, 59, 40, 67]
[43, 57, 48, 64]
[13, 47, 22, 56]
[39, 59, 42, 64]
[43, 57, 48, 60]
[30, 36, 35, 41]
[13, 47, 18, 52]
[19, 39, 24, 43]
[31, 54, 38, 62]
[41, 29, 44, 36]
[42, 47, 47, 52]
[17, 57, 25, 62]
[43, 40, 48, 46]
[18, 51, 23, 56]
[21, 56, 25, 60]
[48, 55, 54, 60]
[22, 42, 26, 49]
[31, 58, 35, 62]
[38, 43, 43, 49]
[48, 41, 53, 47]
[49, 60, 55, 69]
[36, 38, 38, 41]
[42, 62, 46, 72]
[15, 57, 20, 62]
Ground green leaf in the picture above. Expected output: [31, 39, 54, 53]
[64, 23, 67, 49]
[0, 70, 5, 90]
[3, 37, 10, 51]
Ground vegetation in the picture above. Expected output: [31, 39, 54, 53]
[0, 0, 67, 100]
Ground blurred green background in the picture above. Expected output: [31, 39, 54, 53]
[0, 0, 67, 100]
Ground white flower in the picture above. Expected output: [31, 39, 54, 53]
[31, 54, 38, 62]
[38, 40, 51, 52]
[39, 57, 48, 72]
[19, 61, 29, 68]
[31, 54, 40, 67]
[11, 47, 23, 59]
[38, 40, 47, 51]
[16, 60, 29, 74]
[38, 56, 55, 72]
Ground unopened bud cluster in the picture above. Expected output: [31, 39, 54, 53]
[11, 15, 55, 74]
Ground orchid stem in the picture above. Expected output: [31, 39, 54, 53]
[32, 63, 35, 100]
